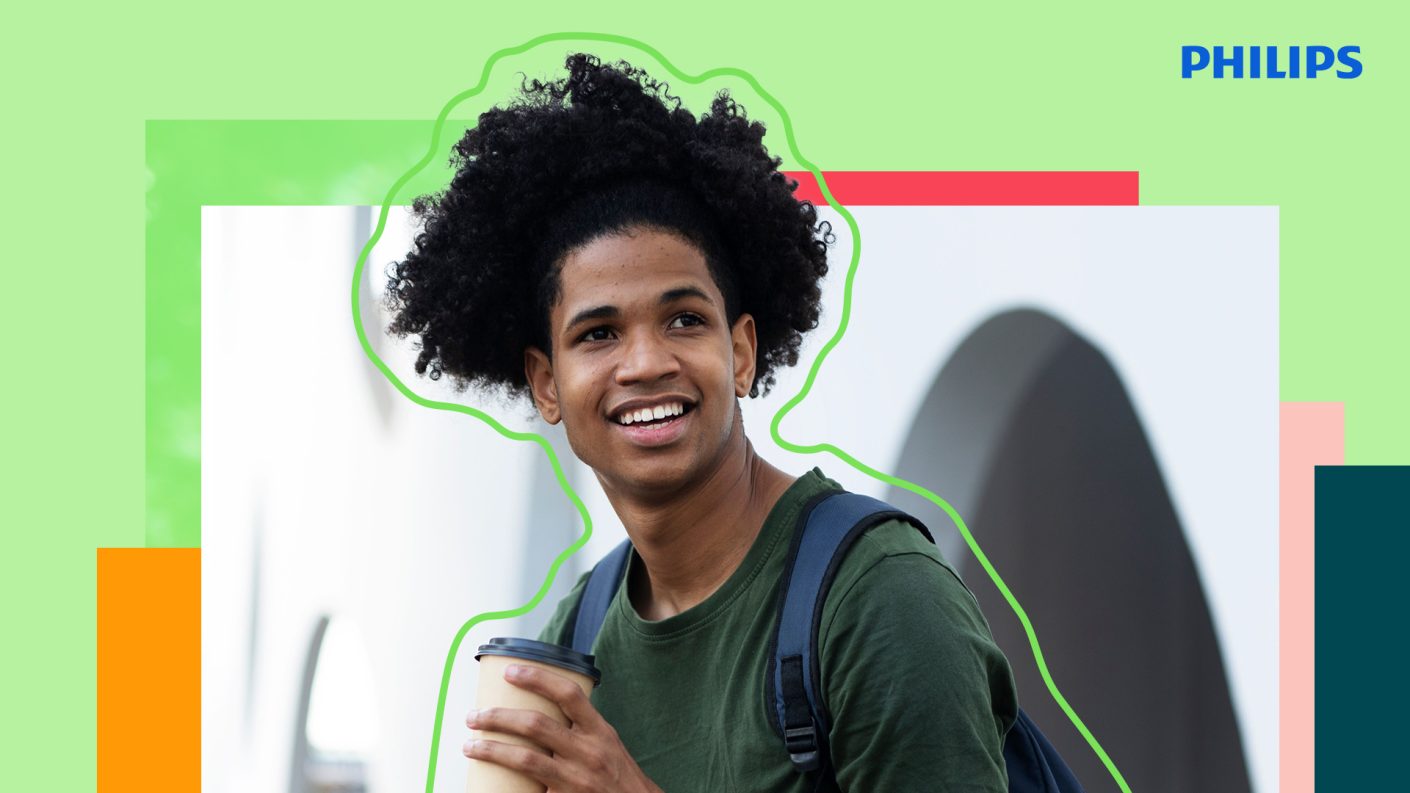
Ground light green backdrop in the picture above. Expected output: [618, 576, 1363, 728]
[4, 3, 1406, 789]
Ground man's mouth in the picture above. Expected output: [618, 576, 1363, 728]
[612, 401, 694, 427]
[609, 400, 697, 447]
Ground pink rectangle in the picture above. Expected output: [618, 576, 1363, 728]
[1279, 402, 1344, 793]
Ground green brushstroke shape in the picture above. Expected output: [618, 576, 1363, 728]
[350, 31, 1130, 793]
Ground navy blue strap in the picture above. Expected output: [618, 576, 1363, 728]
[569, 539, 632, 656]
[770, 492, 930, 775]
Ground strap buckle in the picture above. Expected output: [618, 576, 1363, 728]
[784, 724, 821, 772]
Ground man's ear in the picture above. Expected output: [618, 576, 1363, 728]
[730, 313, 758, 398]
[524, 347, 561, 424]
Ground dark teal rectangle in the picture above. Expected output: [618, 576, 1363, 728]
[1316, 465, 1410, 789]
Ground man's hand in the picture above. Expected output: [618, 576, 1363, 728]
[464, 664, 663, 793]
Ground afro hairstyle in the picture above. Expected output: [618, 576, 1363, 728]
[384, 52, 832, 400]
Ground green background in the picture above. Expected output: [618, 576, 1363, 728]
[5, 2, 1405, 789]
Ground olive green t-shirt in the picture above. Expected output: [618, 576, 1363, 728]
[537, 468, 1017, 792]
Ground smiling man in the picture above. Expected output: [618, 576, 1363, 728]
[387, 54, 1017, 792]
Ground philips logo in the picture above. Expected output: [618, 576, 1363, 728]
[1182, 46, 1363, 79]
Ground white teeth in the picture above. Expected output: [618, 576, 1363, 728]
[616, 402, 688, 425]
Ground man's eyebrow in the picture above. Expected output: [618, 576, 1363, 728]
[660, 286, 714, 305]
[565, 304, 619, 330]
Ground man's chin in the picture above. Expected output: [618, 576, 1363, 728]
[600, 461, 698, 499]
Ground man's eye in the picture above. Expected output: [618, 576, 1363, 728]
[668, 313, 705, 330]
[580, 327, 615, 343]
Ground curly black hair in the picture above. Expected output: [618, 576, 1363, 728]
[385, 53, 831, 400]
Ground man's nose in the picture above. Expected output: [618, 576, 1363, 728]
[614, 331, 680, 385]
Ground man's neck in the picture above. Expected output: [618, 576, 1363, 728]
[603, 435, 795, 621]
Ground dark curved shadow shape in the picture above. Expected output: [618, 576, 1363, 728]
[288, 615, 329, 793]
[886, 308, 1252, 793]
[289, 615, 369, 793]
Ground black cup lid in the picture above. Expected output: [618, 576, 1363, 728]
[475, 637, 601, 685]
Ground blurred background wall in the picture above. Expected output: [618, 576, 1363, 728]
[201, 204, 1277, 793]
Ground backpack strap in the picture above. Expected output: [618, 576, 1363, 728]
[768, 491, 932, 775]
[564, 538, 633, 656]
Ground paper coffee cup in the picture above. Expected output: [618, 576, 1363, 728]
[466, 638, 602, 793]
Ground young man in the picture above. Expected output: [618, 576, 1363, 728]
[388, 54, 1017, 792]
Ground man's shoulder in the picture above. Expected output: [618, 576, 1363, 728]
[813, 513, 1016, 791]
[818, 513, 985, 646]
[839, 513, 959, 585]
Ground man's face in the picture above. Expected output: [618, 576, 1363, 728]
[524, 226, 757, 499]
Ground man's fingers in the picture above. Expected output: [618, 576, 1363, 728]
[464, 738, 560, 783]
[503, 665, 606, 730]
[467, 706, 570, 756]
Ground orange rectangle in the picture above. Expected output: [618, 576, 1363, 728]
[97, 548, 200, 792]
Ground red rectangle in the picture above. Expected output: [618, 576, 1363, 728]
[784, 171, 1139, 206]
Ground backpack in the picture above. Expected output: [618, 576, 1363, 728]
[562, 489, 1084, 793]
